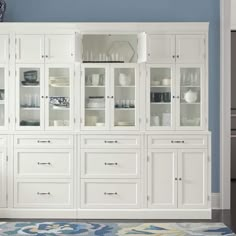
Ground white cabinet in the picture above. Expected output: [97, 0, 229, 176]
[0, 35, 9, 63]
[147, 35, 175, 63]
[81, 64, 139, 130]
[146, 64, 206, 130]
[45, 35, 74, 63]
[15, 64, 74, 130]
[0, 148, 7, 208]
[148, 148, 208, 209]
[178, 149, 208, 209]
[147, 34, 205, 64]
[15, 35, 45, 63]
[148, 150, 177, 209]
[15, 34, 74, 63]
[176, 35, 205, 63]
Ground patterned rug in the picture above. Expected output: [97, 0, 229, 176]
[0, 222, 234, 236]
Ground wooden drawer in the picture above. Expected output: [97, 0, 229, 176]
[148, 135, 208, 149]
[14, 180, 73, 208]
[14, 135, 73, 148]
[81, 149, 140, 178]
[81, 135, 141, 149]
[81, 179, 140, 209]
[15, 149, 73, 178]
[0, 136, 7, 148]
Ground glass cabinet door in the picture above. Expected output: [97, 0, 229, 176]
[45, 65, 73, 130]
[16, 65, 44, 130]
[147, 65, 175, 130]
[0, 65, 8, 129]
[111, 65, 139, 130]
[81, 64, 109, 130]
[177, 65, 203, 129]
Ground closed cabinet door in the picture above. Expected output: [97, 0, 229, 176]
[15, 64, 45, 130]
[148, 150, 178, 209]
[175, 64, 205, 130]
[147, 35, 175, 63]
[45, 64, 74, 130]
[0, 65, 8, 130]
[0, 35, 9, 63]
[45, 35, 74, 63]
[176, 35, 205, 63]
[15, 35, 45, 63]
[178, 149, 208, 209]
[81, 64, 109, 130]
[0, 149, 7, 208]
[146, 64, 175, 130]
[110, 64, 139, 130]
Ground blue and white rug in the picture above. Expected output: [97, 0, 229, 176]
[0, 222, 234, 235]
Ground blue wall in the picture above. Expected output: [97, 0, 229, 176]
[5, 0, 220, 192]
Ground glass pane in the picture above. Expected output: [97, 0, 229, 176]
[0, 68, 5, 127]
[150, 67, 172, 127]
[19, 68, 41, 127]
[180, 68, 201, 127]
[84, 68, 106, 127]
[114, 68, 135, 127]
[48, 68, 70, 128]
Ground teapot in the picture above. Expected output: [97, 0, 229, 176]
[184, 89, 198, 103]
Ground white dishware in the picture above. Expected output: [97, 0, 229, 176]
[86, 116, 97, 126]
[119, 73, 131, 86]
[96, 122, 105, 127]
[162, 113, 171, 126]
[91, 74, 100, 86]
[53, 120, 64, 126]
[184, 89, 198, 103]
[151, 115, 160, 126]
[152, 80, 161, 86]
[162, 78, 171, 86]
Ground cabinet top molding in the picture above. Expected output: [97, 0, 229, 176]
[0, 22, 209, 34]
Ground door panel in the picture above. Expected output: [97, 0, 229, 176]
[16, 64, 44, 130]
[110, 64, 139, 130]
[0, 35, 8, 63]
[146, 64, 175, 130]
[81, 64, 109, 130]
[176, 35, 205, 63]
[178, 149, 207, 209]
[148, 149, 178, 209]
[45, 35, 74, 63]
[0, 149, 6, 208]
[15, 35, 44, 63]
[147, 35, 175, 63]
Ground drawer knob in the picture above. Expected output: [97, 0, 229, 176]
[37, 140, 51, 143]
[171, 140, 185, 144]
[37, 162, 51, 165]
[104, 140, 118, 144]
[104, 192, 118, 195]
[104, 162, 118, 166]
[175, 177, 178, 181]
[37, 192, 50, 195]
[179, 178, 182, 181]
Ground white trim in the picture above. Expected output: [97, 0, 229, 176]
[220, 0, 231, 209]
[212, 193, 221, 209]
[0, 208, 211, 219]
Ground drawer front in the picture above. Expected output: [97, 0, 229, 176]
[81, 135, 141, 149]
[81, 149, 140, 178]
[148, 135, 208, 148]
[81, 180, 140, 209]
[14, 135, 73, 148]
[14, 181, 73, 208]
[0, 136, 7, 147]
[15, 149, 73, 178]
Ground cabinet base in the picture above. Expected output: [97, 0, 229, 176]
[0, 209, 212, 219]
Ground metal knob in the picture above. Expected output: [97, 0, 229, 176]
[104, 192, 118, 195]
[37, 192, 50, 195]
[179, 178, 182, 181]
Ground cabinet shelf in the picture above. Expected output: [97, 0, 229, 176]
[21, 85, 40, 88]
[115, 85, 135, 88]
[180, 102, 200, 105]
[51, 106, 70, 111]
[85, 85, 105, 88]
[85, 107, 105, 110]
[181, 85, 200, 88]
[151, 102, 171, 105]
[115, 108, 135, 111]
[0, 100, 5, 105]
[50, 84, 70, 88]
[151, 86, 171, 88]
[20, 107, 40, 110]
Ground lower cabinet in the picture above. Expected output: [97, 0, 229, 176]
[148, 149, 208, 209]
[0, 148, 7, 208]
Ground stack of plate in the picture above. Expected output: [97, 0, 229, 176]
[49, 76, 69, 87]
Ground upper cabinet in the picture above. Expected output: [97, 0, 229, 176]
[0, 35, 9, 64]
[147, 34, 205, 64]
[15, 34, 75, 64]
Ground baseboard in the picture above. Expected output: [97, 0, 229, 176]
[212, 193, 221, 209]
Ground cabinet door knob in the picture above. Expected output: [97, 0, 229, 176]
[104, 162, 118, 166]
[177, 55, 180, 58]
[179, 178, 182, 181]
[37, 192, 50, 195]
[175, 177, 178, 181]
[172, 55, 175, 58]
[104, 192, 118, 195]
[37, 162, 51, 165]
